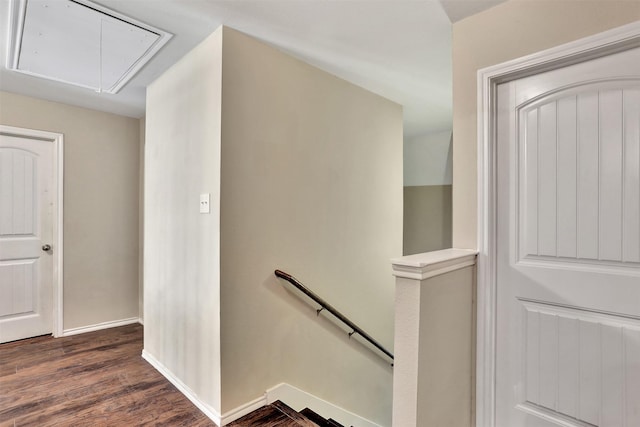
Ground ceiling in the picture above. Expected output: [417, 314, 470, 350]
[0, 0, 504, 138]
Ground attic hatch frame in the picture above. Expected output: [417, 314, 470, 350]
[6, 0, 173, 94]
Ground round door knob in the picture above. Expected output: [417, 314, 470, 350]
[42, 244, 52, 252]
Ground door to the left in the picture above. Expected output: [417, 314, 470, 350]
[0, 133, 54, 343]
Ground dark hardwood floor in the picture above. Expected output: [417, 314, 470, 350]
[0, 324, 214, 426]
[0, 325, 329, 427]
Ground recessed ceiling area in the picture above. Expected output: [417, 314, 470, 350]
[7, 0, 172, 94]
[0, 1, 504, 137]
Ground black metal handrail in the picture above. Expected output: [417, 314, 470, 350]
[274, 269, 394, 362]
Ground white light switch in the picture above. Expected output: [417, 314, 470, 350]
[199, 193, 210, 214]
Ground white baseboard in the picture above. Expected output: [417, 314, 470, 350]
[141, 350, 222, 426]
[220, 394, 268, 425]
[127, 359, 380, 427]
[62, 317, 141, 336]
[204, 382, 382, 426]
[266, 383, 382, 427]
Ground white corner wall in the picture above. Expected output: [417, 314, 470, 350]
[144, 28, 223, 414]
[219, 27, 402, 425]
[144, 25, 402, 425]
[0, 91, 140, 331]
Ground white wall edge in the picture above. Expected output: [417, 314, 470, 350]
[475, 20, 640, 427]
[266, 383, 382, 427]
[62, 317, 140, 337]
[54, 129, 64, 338]
[391, 248, 477, 280]
[141, 349, 222, 426]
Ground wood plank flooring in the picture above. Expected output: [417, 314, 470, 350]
[0, 324, 214, 426]
[0, 325, 326, 426]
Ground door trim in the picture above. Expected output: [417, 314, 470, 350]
[475, 21, 640, 427]
[0, 125, 64, 338]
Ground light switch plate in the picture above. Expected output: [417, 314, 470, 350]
[199, 193, 210, 214]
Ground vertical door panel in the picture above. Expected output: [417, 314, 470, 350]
[623, 90, 640, 263]
[599, 90, 624, 262]
[576, 92, 600, 260]
[557, 97, 578, 258]
[537, 102, 557, 257]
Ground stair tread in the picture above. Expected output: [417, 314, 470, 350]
[227, 404, 300, 426]
[299, 408, 345, 427]
[226, 401, 346, 427]
[299, 408, 328, 426]
[272, 401, 319, 427]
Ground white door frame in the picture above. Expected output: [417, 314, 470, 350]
[475, 21, 640, 427]
[0, 124, 64, 338]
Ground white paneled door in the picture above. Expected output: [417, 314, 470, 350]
[0, 133, 54, 343]
[496, 47, 640, 426]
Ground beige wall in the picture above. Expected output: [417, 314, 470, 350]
[0, 91, 140, 330]
[144, 28, 224, 413]
[219, 28, 402, 424]
[404, 185, 452, 255]
[452, 0, 640, 248]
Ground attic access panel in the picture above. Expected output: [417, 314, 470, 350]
[6, 0, 172, 94]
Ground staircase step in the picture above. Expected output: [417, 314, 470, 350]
[271, 400, 319, 426]
[299, 408, 345, 427]
[299, 408, 329, 426]
[226, 400, 347, 427]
